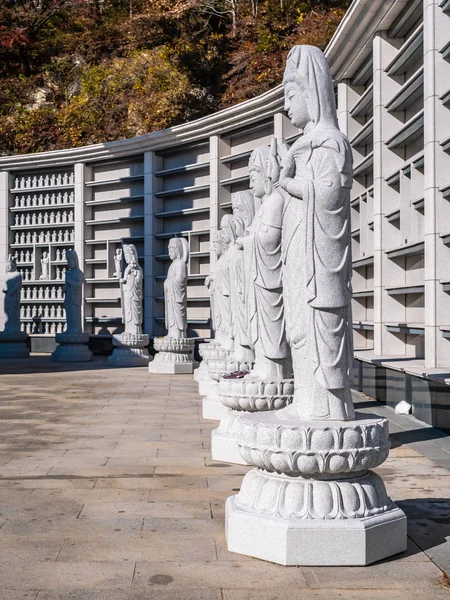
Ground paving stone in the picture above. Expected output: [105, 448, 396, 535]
[1, 591, 39, 600]
[0, 561, 134, 591]
[57, 535, 217, 562]
[302, 560, 444, 589]
[36, 591, 130, 600]
[0, 516, 144, 538]
[78, 500, 211, 520]
[0, 357, 449, 598]
[222, 590, 450, 600]
[129, 590, 221, 600]
[132, 561, 309, 590]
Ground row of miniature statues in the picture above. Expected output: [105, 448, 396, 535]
[13, 248, 67, 264]
[14, 191, 74, 208]
[22, 322, 65, 335]
[14, 210, 73, 227]
[14, 229, 74, 245]
[21, 285, 64, 300]
[21, 305, 65, 319]
[18, 266, 67, 282]
[13, 172, 74, 190]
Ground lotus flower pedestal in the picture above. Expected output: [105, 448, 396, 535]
[225, 408, 407, 565]
[149, 337, 196, 374]
[108, 333, 150, 367]
[195, 341, 221, 396]
[211, 377, 294, 464]
[52, 332, 92, 362]
[201, 351, 253, 421]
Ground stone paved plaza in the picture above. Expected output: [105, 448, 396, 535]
[0, 356, 449, 599]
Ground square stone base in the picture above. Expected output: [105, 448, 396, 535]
[211, 428, 249, 465]
[108, 349, 150, 368]
[194, 366, 207, 382]
[226, 495, 407, 566]
[198, 379, 217, 397]
[148, 361, 196, 374]
[0, 341, 30, 359]
[202, 396, 230, 420]
[52, 345, 92, 363]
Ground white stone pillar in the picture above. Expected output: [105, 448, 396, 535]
[273, 112, 287, 140]
[372, 33, 384, 356]
[423, 0, 439, 369]
[337, 80, 350, 136]
[209, 136, 220, 274]
[73, 163, 86, 330]
[0, 171, 10, 330]
[143, 151, 155, 336]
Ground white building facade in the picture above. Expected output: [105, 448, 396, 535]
[0, 0, 449, 430]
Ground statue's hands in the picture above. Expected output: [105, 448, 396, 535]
[205, 275, 212, 288]
[279, 154, 295, 191]
[235, 237, 244, 249]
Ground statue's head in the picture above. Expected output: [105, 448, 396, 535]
[220, 214, 237, 246]
[168, 237, 189, 264]
[212, 231, 223, 258]
[232, 190, 258, 235]
[249, 146, 270, 199]
[5, 255, 17, 273]
[66, 249, 79, 270]
[123, 244, 138, 266]
[116, 248, 122, 257]
[42, 251, 48, 258]
[283, 45, 338, 131]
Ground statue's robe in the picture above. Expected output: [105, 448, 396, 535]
[164, 259, 187, 339]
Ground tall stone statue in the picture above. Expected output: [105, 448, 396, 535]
[113, 248, 123, 278]
[52, 249, 92, 362]
[40, 251, 50, 280]
[221, 194, 256, 366]
[280, 51, 354, 421]
[244, 139, 291, 379]
[109, 244, 149, 367]
[164, 237, 188, 339]
[121, 244, 144, 336]
[211, 141, 294, 463]
[149, 237, 196, 374]
[0, 256, 29, 358]
[198, 231, 239, 409]
[225, 45, 406, 567]
[64, 250, 84, 334]
[2, 256, 22, 334]
[205, 232, 223, 336]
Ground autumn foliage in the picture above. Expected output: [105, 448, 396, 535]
[0, 0, 349, 154]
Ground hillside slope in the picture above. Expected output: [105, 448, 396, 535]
[0, 0, 349, 154]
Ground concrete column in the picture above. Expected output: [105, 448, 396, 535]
[337, 81, 350, 136]
[372, 33, 384, 356]
[73, 163, 85, 264]
[209, 135, 220, 273]
[74, 163, 86, 330]
[0, 171, 10, 330]
[273, 112, 285, 140]
[423, 0, 439, 369]
[144, 150, 155, 337]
